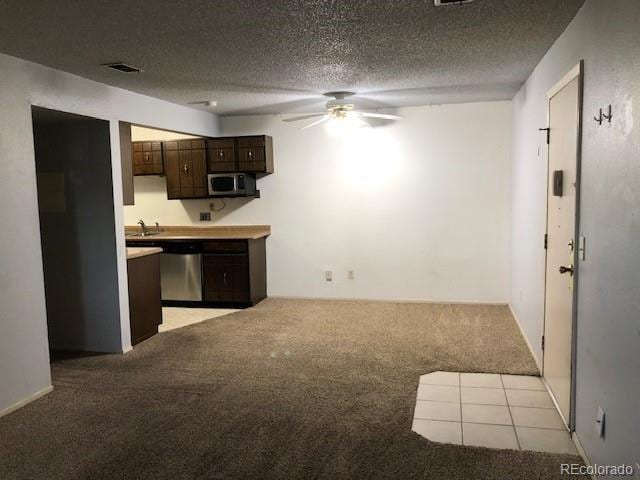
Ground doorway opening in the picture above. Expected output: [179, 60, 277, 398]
[32, 107, 123, 357]
[541, 62, 583, 430]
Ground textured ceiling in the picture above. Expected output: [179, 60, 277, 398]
[0, 0, 584, 115]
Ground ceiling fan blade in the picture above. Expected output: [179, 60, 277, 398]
[282, 113, 326, 123]
[300, 115, 330, 130]
[354, 111, 403, 120]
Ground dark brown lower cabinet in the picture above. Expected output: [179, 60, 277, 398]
[127, 253, 162, 345]
[202, 238, 267, 306]
[203, 254, 249, 302]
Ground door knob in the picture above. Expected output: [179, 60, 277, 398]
[559, 265, 574, 275]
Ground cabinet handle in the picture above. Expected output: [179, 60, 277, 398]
[183, 163, 189, 174]
[223, 272, 227, 285]
[219, 151, 224, 157]
[248, 150, 253, 158]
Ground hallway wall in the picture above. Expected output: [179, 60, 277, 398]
[0, 52, 220, 415]
[509, 0, 640, 472]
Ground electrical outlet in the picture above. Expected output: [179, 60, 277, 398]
[596, 406, 605, 438]
[325, 270, 332, 282]
[199, 212, 211, 221]
[347, 270, 354, 280]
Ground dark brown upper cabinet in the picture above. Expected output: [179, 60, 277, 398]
[133, 141, 164, 176]
[206, 138, 236, 172]
[164, 139, 207, 199]
[206, 135, 273, 175]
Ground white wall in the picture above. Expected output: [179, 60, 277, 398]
[131, 125, 199, 142]
[0, 52, 220, 414]
[125, 102, 513, 303]
[510, 0, 640, 472]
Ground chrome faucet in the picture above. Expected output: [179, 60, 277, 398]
[137, 219, 148, 234]
[155, 222, 162, 233]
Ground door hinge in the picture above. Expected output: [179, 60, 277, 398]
[541, 335, 545, 351]
[539, 127, 550, 144]
[544, 233, 548, 250]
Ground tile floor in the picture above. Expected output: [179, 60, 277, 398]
[411, 371, 577, 454]
[160, 307, 239, 332]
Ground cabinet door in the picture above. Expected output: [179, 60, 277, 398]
[237, 136, 272, 173]
[164, 139, 207, 199]
[178, 149, 195, 197]
[191, 146, 208, 197]
[203, 254, 250, 303]
[206, 138, 236, 172]
[127, 254, 162, 345]
[149, 142, 164, 174]
[164, 142, 182, 199]
[133, 142, 145, 174]
[133, 141, 164, 175]
[238, 146, 265, 172]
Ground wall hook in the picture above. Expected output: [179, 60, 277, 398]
[594, 108, 603, 125]
[601, 104, 612, 123]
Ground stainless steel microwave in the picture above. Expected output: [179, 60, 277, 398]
[207, 173, 256, 197]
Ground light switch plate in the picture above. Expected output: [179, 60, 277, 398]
[596, 406, 605, 438]
[325, 270, 332, 282]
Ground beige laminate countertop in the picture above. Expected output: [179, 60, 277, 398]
[125, 225, 271, 241]
[126, 247, 163, 260]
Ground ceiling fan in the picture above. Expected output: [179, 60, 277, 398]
[282, 92, 402, 130]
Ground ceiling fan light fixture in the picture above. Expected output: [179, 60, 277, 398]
[326, 110, 366, 137]
[283, 91, 402, 131]
[328, 104, 354, 120]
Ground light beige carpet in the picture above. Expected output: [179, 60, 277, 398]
[0, 298, 580, 479]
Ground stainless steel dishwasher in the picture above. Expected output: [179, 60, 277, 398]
[159, 242, 203, 301]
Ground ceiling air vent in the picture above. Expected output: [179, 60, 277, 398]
[434, 0, 474, 5]
[102, 62, 141, 73]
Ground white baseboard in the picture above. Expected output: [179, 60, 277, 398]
[267, 295, 508, 306]
[0, 385, 53, 419]
[508, 304, 542, 373]
[572, 431, 596, 480]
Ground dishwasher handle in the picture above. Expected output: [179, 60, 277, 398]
[159, 242, 202, 254]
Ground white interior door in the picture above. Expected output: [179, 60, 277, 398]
[543, 64, 582, 426]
